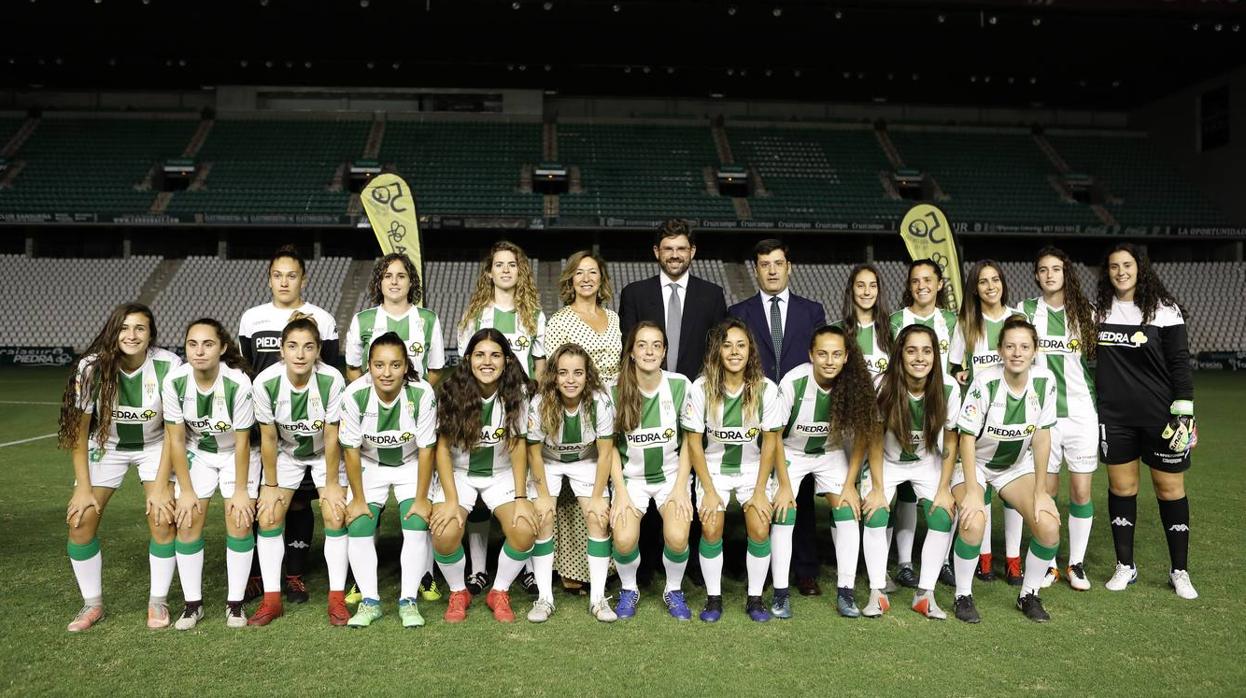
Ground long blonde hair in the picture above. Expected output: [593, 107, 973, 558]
[537, 344, 606, 438]
[558, 250, 614, 306]
[458, 241, 541, 337]
[699, 318, 765, 429]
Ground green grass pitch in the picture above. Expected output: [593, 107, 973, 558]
[1, 367, 1243, 696]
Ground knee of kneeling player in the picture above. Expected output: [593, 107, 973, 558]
[507, 527, 535, 552]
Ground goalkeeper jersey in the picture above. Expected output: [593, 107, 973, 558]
[1020, 297, 1096, 419]
[339, 377, 437, 467]
[163, 362, 254, 454]
[683, 376, 785, 475]
[1095, 299, 1192, 427]
[956, 364, 1057, 471]
[253, 361, 345, 460]
[75, 348, 181, 453]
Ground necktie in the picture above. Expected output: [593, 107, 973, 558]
[666, 283, 682, 372]
[769, 296, 783, 373]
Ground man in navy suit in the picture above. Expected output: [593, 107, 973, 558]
[618, 219, 728, 587]
[729, 238, 827, 596]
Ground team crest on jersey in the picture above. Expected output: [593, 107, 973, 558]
[144, 379, 157, 398]
[409, 341, 424, 355]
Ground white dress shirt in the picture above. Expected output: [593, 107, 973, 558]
[660, 271, 689, 323]
[760, 287, 791, 335]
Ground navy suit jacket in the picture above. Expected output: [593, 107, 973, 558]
[618, 274, 728, 381]
[729, 291, 827, 382]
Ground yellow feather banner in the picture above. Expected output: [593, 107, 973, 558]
[898, 203, 963, 312]
[361, 173, 424, 288]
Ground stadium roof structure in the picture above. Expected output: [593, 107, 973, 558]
[3, 0, 1243, 110]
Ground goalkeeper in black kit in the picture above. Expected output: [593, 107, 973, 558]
[1093, 243, 1197, 600]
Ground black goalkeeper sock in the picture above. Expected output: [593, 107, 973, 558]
[1157, 497, 1190, 572]
[284, 495, 315, 577]
[1108, 492, 1137, 567]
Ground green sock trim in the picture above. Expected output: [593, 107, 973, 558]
[663, 544, 690, 563]
[398, 499, 430, 531]
[67, 538, 101, 561]
[612, 546, 639, 564]
[226, 534, 255, 553]
[324, 527, 347, 537]
[533, 537, 555, 557]
[983, 486, 994, 505]
[434, 546, 465, 565]
[257, 525, 285, 538]
[148, 540, 176, 558]
[747, 538, 771, 557]
[921, 499, 954, 532]
[347, 514, 376, 538]
[466, 507, 491, 523]
[865, 508, 889, 528]
[502, 541, 534, 561]
[587, 537, 612, 557]
[1029, 538, 1059, 561]
[954, 535, 981, 560]
[1069, 500, 1094, 518]
[775, 508, 796, 526]
[832, 505, 856, 522]
[698, 538, 724, 558]
[175, 537, 205, 555]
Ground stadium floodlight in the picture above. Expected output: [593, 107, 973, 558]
[716, 165, 750, 198]
[533, 163, 568, 195]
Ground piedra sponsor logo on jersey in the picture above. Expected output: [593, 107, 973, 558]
[283, 419, 325, 435]
[549, 441, 588, 456]
[111, 407, 158, 424]
[372, 431, 415, 446]
[185, 417, 230, 433]
[792, 422, 829, 438]
[254, 334, 282, 351]
[939, 339, 949, 353]
[971, 353, 1001, 367]
[1097, 330, 1148, 348]
[708, 426, 761, 444]
[985, 423, 1036, 440]
[409, 341, 425, 356]
[1038, 337, 1077, 353]
[626, 427, 676, 446]
[478, 426, 507, 447]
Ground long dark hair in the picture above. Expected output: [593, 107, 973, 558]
[958, 259, 1010, 351]
[186, 318, 252, 375]
[367, 331, 418, 384]
[615, 321, 667, 435]
[536, 343, 607, 438]
[900, 259, 951, 311]
[840, 263, 893, 355]
[808, 324, 878, 445]
[58, 303, 157, 449]
[436, 328, 528, 452]
[1034, 246, 1097, 360]
[1095, 242, 1185, 325]
[367, 253, 422, 306]
[877, 324, 946, 456]
[699, 318, 766, 427]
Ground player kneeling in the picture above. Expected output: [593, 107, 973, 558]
[862, 325, 960, 620]
[683, 318, 792, 622]
[249, 315, 349, 626]
[950, 317, 1061, 623]
[340, 332, 438, 628]
[607, 322, 695, 621]
[429, 329, 537, 623]
[527, 344, 618, 622]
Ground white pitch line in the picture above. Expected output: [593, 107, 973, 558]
[0, 433, 56, 448]
[0, 400, 59, 405]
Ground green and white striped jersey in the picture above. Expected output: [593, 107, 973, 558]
[855, 321, 890, 375]
[889, 307, 958, 375]
[458, 306, 547, 378]
[526, 390, 614, 464]
[339, 377, 437, 467]
[948, 307, 1019, 382]
[449, 392, 528, 477]
[878, 373, 962, 464]
[779, 363, 839, 455]
[346, 305, 446, 379]
[956, 364, 1057, 471]
[612, 371, 690, 484]
[75, 348, 181, 453]
[1021, 297, 1096, 419]
[683, 376, 785, 475]
[253, 362, 345, 460]
[163, 362, 254, 454]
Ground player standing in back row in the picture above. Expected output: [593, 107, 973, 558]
[1094, 243, 1198, 600]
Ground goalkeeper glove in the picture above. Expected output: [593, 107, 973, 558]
[1161, 400, 1197, 452]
